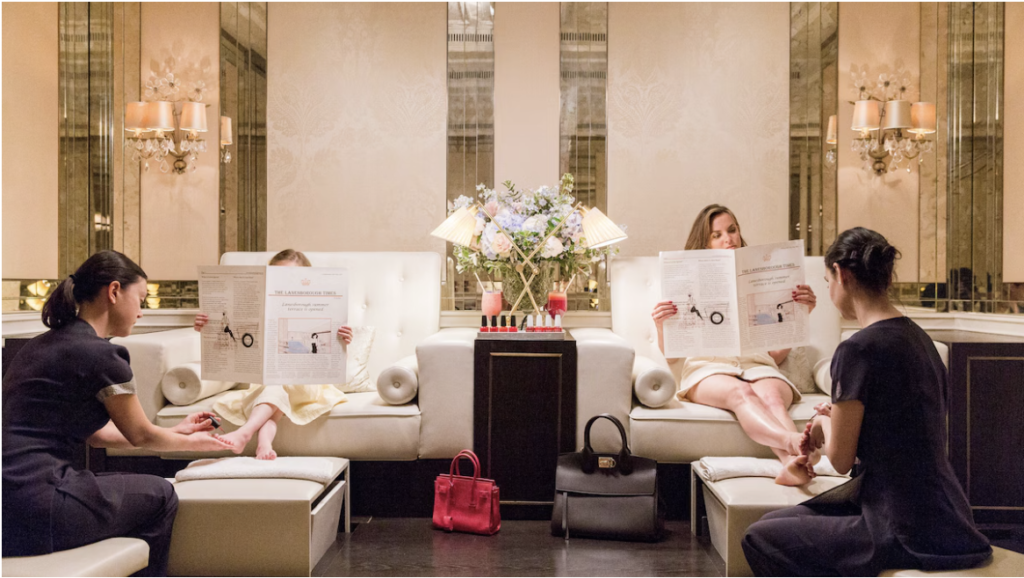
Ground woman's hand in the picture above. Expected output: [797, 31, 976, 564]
[194, 313, 209, 332]
[187, 431, 235, 452]
[793, 284, 817, 314]
[814, 401, 832, 418]
[173, 411, 218, 435]
[651, 300, 678, 331]
[337, 326, 354, 345]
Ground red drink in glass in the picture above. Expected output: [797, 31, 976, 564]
[546, 291, 568, 319]
[482, 291, 502, 318]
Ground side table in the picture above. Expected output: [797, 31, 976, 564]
[473, 332, 577, 520]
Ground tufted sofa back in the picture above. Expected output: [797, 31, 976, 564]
[610, 256, 842, 371]
[219, 252, 441, 382]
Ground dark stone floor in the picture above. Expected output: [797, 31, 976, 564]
[313, 518, 725, 577]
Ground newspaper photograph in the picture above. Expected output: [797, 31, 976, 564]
[199, 265, 349, 385]
[660, 240, 808, 358]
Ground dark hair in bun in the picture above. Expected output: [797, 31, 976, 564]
[825, 227, 900, 295]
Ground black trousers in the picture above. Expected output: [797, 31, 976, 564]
[52, 473, 178, 577]
[741, 505, 917, 577]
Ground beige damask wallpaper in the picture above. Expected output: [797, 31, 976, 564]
[606, 2, 791, 257]
[2, 3, 59, 279]
[140, 2, 222, 280]
[837, 2, 921, 283]
[267, 2, 447, 254]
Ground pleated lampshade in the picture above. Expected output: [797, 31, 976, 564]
[430, 206, 479, 247]
[581, 207, 627, 249]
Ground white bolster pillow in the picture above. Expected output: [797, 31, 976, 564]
[813, 356, 832, 396]
[160, 363, 237, 406]
[376, 355, 419, 405]
[633, 355, 676, 408]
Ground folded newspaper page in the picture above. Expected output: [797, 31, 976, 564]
[198, 266, 349, 385]
[660, 240, 809, 358]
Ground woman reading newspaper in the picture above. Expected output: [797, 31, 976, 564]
[651, 205, 818, 485]
[194, 249, 353, 460]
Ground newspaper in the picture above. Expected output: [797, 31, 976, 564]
[198, 266, 349, 385]
[659, 240, 809, 358]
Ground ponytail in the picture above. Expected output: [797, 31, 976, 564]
[41, 251, 148, 329]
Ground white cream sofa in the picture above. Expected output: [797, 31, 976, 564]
[112, 251, 474, 461]
[607, 255, 949, 463]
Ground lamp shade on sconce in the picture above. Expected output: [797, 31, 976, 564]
[581, 207, 627, 249]
[882, 100, 912, 130]
[125, 102, 147, 132]
[430, 206, 479, 247]
[851, 100, 881, 131]
[179, 102, 208, 132]
[826, 115, 838, 144]
[220, 116, 233, 145]
[142, 101, 175, 131]
[910, 102, 936, 134]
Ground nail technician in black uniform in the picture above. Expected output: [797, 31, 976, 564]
[3, 251, 233, 576]
[742, 228, 991, 577]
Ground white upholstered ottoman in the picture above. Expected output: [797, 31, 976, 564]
[1, 538, 149, 577]
[690, 461, 848, 577]
[879, 546, 1024, 577]
[167, 457, 349, 576]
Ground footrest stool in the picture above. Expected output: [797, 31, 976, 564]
[1, 537, 149, 577]
[690, 460, 847, 577]
[879, 546, 1024, 577]
[168, 456, 349, 576]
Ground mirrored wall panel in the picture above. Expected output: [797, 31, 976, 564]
[220, 2, 268, 255]
[789, 2, 838, 257]
[445, 1, 495, 311]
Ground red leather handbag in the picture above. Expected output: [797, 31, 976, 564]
[432, 450, 501, 535]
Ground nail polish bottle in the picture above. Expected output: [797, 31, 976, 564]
[554, 314, 562, 332]
[510, 315, 517, 332]
[544, 315, 552, 332]
[500, 315, 508, 332]
[525, 314, 533, 332]
[490, 315, 498, 332]
[481, 314, 489, 333]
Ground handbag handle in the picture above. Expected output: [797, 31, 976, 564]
[580, 414, 633, 475]
[449, 450, 481, 482]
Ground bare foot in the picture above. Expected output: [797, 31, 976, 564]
[786, 432, 804, 456]
[255, 443, 277, 460]
[218, 430, 252, 455]
[775, 454, 813, 486]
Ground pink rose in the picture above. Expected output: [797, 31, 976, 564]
[491, 233, 512, 257]
[483, 201, 500, 218]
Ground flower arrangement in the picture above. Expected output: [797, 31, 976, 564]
[447, 173, 624, 310]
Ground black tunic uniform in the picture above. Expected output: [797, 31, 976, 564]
[3, 319, 178, 576]
[742, 317, 991, 576]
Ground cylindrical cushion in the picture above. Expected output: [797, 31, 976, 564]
[161, 363, 237, 406]
[813, 356, 833, 396]
[633, 355, 676, 408]
[376, 355, 418, 405]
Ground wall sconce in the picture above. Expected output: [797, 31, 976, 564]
[848, 68, 934, 176]
[825, 114, 837, 167]
[125, 73, 215, 174]
[220, 116, 233, 164]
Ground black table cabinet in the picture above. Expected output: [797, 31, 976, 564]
[473, 333, 577, 520]
[928, 330, 1024, 524]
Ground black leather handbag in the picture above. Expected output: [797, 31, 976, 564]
[550, 414, 662, 541]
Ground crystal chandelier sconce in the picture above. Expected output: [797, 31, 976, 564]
[848, 70, 935, 176]
[124, 73, 212, 174]
[220, 116, 233, 164]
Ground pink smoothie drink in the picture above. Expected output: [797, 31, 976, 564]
[482, 291, 503, 317]
[546, 291, 568, 319]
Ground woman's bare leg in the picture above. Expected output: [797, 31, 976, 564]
[220, 403, 278, 454]
[750, 379, 818, 485]
[686, 375, 803, 456]
[255, 409, 284, 460]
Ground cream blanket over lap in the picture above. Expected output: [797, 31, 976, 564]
[213, 384, 347, 426]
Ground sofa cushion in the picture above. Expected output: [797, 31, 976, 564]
[152, 392, 420, 460]
[629, 394, 830, 463]
[339, 326, 375, 392]
[777, 346, 816, 394]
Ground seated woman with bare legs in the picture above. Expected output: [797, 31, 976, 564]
[651, 205, 819, 485]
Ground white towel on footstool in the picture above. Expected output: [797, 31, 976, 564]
[698, 456, 847, 482]
[175, 457, 337, 485]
